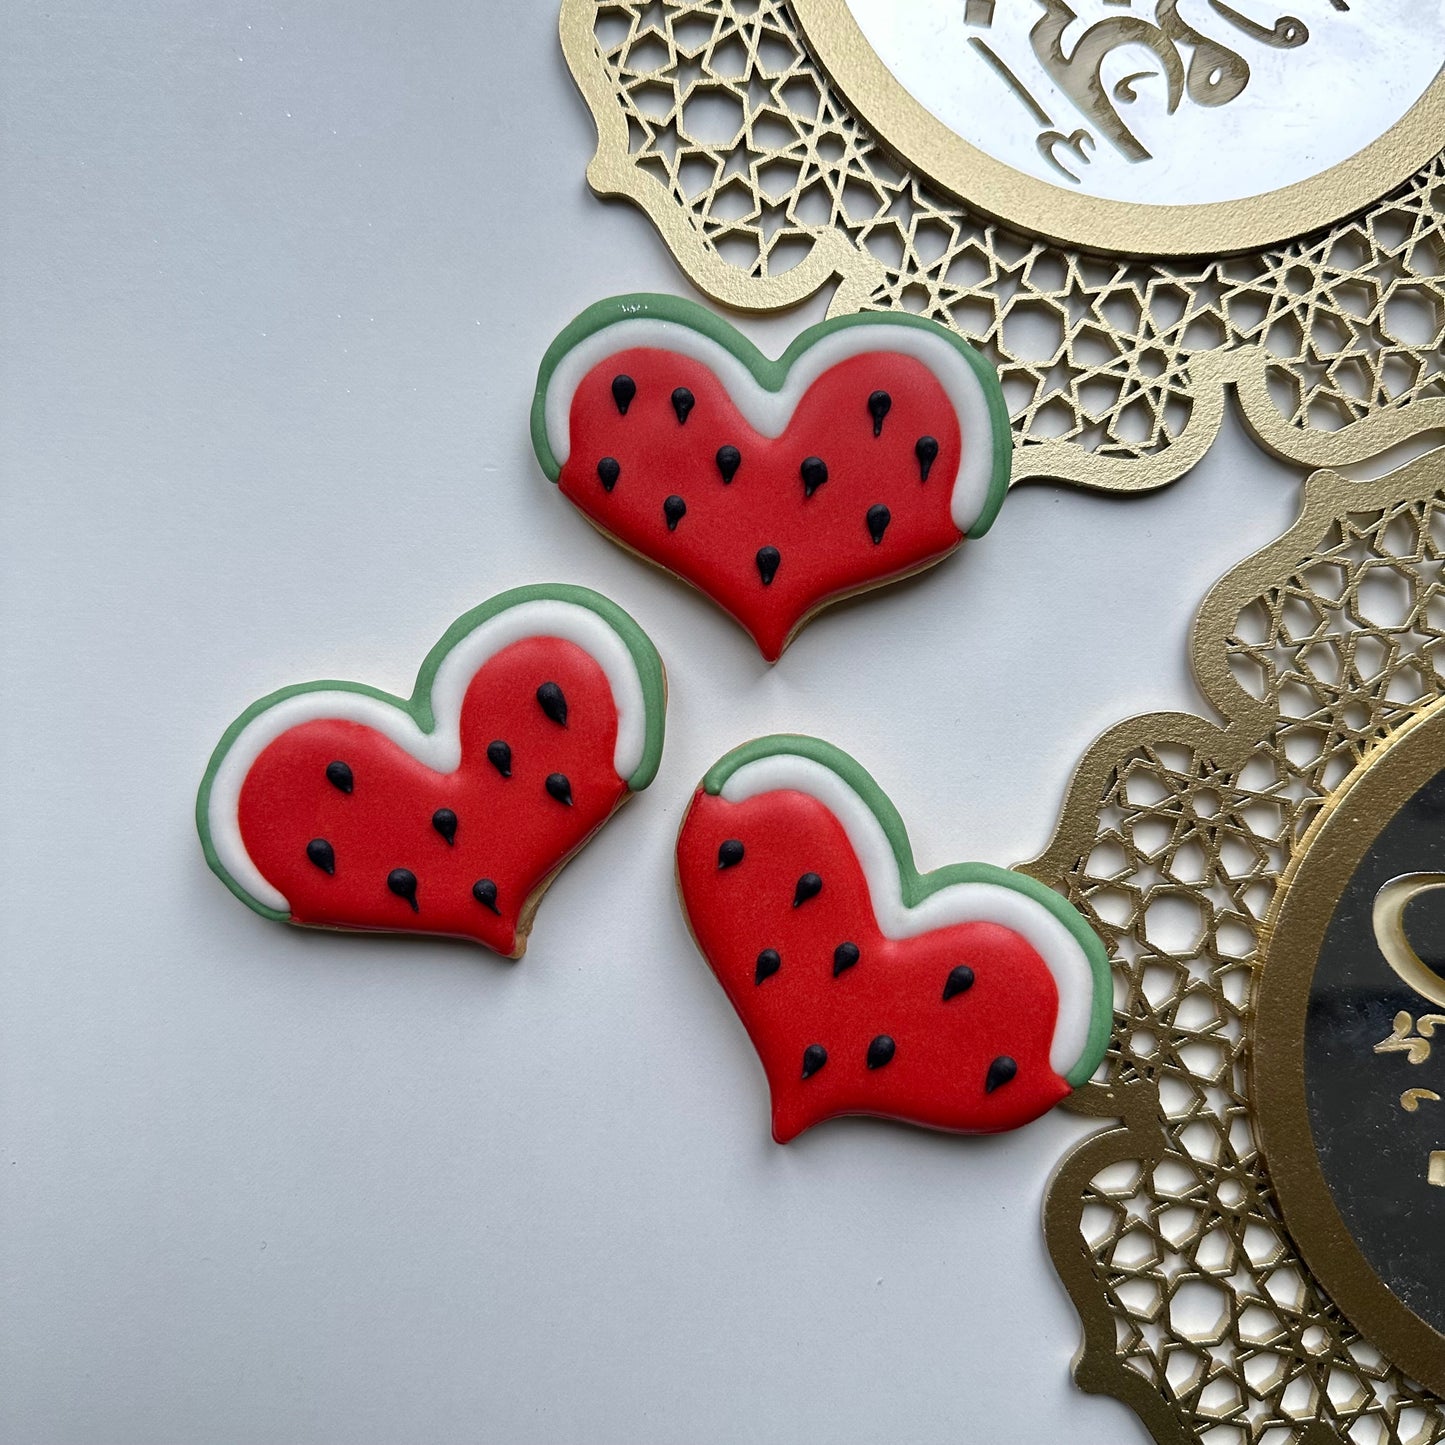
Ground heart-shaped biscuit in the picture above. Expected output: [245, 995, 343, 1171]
[676, 736, 1110, 1141]
[532, 294, 1010, 662]
[198, 584, 666, 957]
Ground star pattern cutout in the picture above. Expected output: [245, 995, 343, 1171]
[1031, 468, 1445, 1444]
[579, 0, 1445, 489]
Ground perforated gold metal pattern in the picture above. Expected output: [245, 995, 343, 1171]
[561, 1, 1445, 494]
[1025, 451, 1445, 1443]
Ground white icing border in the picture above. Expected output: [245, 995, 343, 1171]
[543, 318, 999, 535]
[719, 755, 1095, 1079]
[209, 600, 649, 914]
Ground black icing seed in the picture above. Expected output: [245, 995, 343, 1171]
[793, 872, 823, 908]
[325, 760, 353, 794]
[597, 457, 621, 492]
[868, 389, 892, 437]
[487, 740, 512, 778]
[716, 444, 741, 483]
[833, 941, 860, 977]
[755, 948, 781, 985]
[432, 808, 458, 845]
[536, 681, 568, 727]
[866, 504, 891, 545]
[387, 867, 419, 912]
[671, 386, 695, 425]
[916, 435, 939, 482]
[985, 1056, 1018, 1094]
[756, 546, 781, 586]
[801, 1044, 828, 1079]
[472, 878, 500, 914]
[663, 494, 687, 531]
[942, 964, 976, 1001]
[800, 456, 828, 498]
[718, 839, 745, 869]
[866, 1035, 896, 1070]
[546, 773, 573, 806]
[306, 838, 335, 875]
[611, 374, 636, 415]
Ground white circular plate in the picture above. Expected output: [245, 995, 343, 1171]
[793, 0, 1445, 255]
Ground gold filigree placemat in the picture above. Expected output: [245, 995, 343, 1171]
[561, 1, 1445, 495]
[1028, 451, 1445, 1444]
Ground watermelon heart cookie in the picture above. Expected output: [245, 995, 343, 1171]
[531, 294, 1010, 662]
[676, 737, 1111, 1142]
[197, 584, 666, 957]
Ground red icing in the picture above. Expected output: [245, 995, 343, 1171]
[237, 637, 627, 956]
[559, 348, 964, 661]
[677, 787, 1070, 1142]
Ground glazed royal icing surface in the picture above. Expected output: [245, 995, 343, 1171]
[716, 753, 1100, 1081]
[541, 315, 1001, 534]
[206, 599, 652, 915]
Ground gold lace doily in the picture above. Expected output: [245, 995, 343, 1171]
[561, 1, 1445, 495]
[1025, 447, 1445, 1444]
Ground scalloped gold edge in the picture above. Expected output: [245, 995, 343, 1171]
[559, 2, 884, 316]
[1021, 449, 1445, 1441]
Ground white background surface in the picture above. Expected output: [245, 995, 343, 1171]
[1, 4, 1323, 1442]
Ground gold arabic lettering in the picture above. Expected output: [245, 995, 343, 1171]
[1037, 127, 1097, 182]
[1373, 872, 1445, 1008]
[1028, 1, 1186, 162]
[1208, 0, 1309, 49]
[968, 0, 1317, 167]
[1371, 1012, 1445, 1183]
[1373, 1010, 1445, 1066]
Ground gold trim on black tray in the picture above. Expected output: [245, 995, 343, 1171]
[1254, 700, 1445, 1397]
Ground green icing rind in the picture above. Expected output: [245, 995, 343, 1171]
[702, 734, 1112, 1088]
[195, 583, 667, 923]
[530, 292, 1012, 539]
